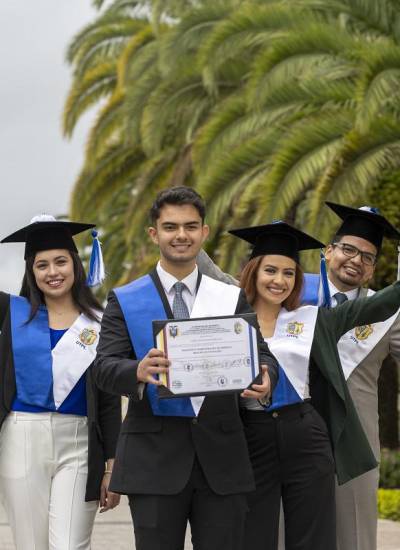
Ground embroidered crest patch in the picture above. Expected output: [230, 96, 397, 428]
[79, 328, 97, 346]
[354, 325, 373, 340]
[286, 322, 304, 336]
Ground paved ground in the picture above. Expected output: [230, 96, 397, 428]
[0, 498, 192, 549]
[0, 497, 399, 549]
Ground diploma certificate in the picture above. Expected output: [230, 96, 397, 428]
[153, 314, 260, 397]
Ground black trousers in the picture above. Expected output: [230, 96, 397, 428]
[242, 402, 336, 550]
[128, 458, 248, 550]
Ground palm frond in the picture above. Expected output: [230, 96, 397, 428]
[354, 43, 400, 130]
[159, 1, 234, 74]
[197, 125, 282, 202]
[197, 3, 297, 79]
[67, 16, 144, 74]
[194, 95, 303, 174]
[255, 110, 354, 221]
[85, 90, 125, 164]
[64, 62, 117, 137]
[213, 172, 270, 273]
[293, 0, 399, 40]
[70, 144, 144, 218]
[123, 41, 161, 144]
[116, 25, 155, 86]
[309, 118, 400, 238]
[124, 151, 177, 244]
[140, 67, 211, 155]
[247, 20, 358, 108]
[103, 0, 143, 16]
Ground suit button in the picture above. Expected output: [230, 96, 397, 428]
[272, 412, 279, 418]
[192, 418, 198, 425]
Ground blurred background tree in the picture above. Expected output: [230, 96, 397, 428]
[369, 173, 400, 448]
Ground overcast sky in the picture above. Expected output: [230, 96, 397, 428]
[0, 1, 98, 293]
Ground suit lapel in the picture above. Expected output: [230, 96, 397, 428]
[149, 269, 173, 319]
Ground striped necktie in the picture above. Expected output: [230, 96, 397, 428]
[172, 282, 189, 318]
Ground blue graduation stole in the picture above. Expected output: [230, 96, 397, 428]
[114, 274, 196, 417]
[301, 258, 331, 308]
[301, 273, 321, 305]
[267, 365, 303, 411]
[10, 295, 55, 409]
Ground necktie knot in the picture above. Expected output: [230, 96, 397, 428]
[174, 281, 186, 295]
[334, 292, 348, 305]
[173, 282, 189, 318]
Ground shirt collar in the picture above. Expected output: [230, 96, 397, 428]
[328, 279, 359, 301]
[156, 261, 198, 295]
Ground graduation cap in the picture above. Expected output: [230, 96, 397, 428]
[228, 221, 325, 262]
[1, 214, 94, 259]
[1, 215, 105, 287]
[326, 202, 400, 250]
[230, 221, 331, 306]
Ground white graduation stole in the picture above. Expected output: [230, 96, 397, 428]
[267, 306, 318, 399]
[337, 290, 399, 380]
[52, 313, 101, 408]
[189, 275, 241, 414]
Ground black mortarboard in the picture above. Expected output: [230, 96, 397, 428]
[228, 221, 324, 262]
[326, 202, 400, 250]
[1, 215, 95, 259]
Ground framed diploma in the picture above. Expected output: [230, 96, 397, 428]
[152, 313, 261, 398]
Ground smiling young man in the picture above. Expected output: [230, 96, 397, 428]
[320, 202, 400, 550]
[93, 186, 279, 550]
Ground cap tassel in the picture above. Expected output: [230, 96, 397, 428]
[318, 250, 331, 308]
[87, 230, 105, 287]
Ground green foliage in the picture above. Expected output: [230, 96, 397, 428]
[377, 489, 400, 521]
[64, 0, 400, 285]
[380, 449, 400, 489]
[368, 172, 400, 288]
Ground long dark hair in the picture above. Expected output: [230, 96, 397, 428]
[20, 250, 103, 323]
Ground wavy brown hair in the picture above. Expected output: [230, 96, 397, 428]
[240, 255, 304, 311]
[20, 250, 103, 323]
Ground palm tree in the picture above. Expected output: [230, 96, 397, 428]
[65, 0, 400, 278]
[190, 2, 400, 270]
[65, 0, 240, 287]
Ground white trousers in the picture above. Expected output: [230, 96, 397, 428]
[0, 412, 98, 550]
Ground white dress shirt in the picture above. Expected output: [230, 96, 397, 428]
[156, 261, 199, 314]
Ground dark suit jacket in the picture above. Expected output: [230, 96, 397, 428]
[94, 269, 278, 496]
[0, 291, 121, 501]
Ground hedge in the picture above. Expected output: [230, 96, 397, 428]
[377, 489, 400, 521]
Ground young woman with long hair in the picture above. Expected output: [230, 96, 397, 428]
[229, 221, 400, 550]
[0, 216, 121, 550]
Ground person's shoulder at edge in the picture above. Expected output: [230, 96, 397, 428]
[197, 249, 238, 286]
